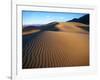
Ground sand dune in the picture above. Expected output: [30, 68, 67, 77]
[22, 29, 89, 68]
[22, 29, 40, 35]
[56, 22, 89, 33]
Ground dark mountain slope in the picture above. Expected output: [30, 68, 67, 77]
[68, 14, 89, 25]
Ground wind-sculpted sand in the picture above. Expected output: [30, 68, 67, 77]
[22, 29, 40, 35]
[56, 22, 89, 33]
[22, 22, 89, 68]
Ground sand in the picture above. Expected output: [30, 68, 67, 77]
[22, 28, 89, 68]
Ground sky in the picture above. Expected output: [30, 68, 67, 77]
[22, 11, 87, 25]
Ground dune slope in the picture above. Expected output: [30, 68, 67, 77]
[22, 30, 89, 68]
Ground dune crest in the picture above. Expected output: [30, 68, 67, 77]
[56, 22, 89, 33]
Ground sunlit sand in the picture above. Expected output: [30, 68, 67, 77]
[22, 22, 89, 68]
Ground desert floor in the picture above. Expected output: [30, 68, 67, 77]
[22, 23, 89, 69]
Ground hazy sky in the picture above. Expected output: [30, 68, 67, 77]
[22, 11, 87, 25]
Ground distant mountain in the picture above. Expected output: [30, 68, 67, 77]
[68, 14, 89, 25]
[23, 14, 89, 32]
[40, 22, 59, 31]
[23, 25, 40, 32]
[23, 22, 60, 32]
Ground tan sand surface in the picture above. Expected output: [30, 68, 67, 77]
[23, 28, 89, 68]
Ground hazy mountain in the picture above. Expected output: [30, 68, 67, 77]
[40, 22, 59, 31]
[68, 14, 89, 25]
[23, 25, 40, 32]
[23, 14, 89, 32]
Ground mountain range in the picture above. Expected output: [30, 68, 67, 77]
[23, 14, 89, 32]
[68, 14, 89, 25]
